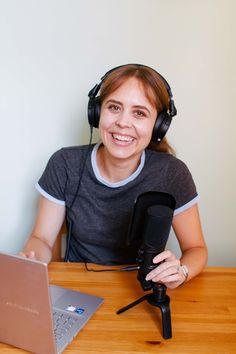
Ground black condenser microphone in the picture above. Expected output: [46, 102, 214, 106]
[137, 205, 174, 291]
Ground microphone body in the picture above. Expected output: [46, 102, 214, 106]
[137, 205, 173, 291]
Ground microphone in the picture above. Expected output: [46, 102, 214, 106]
[137, 204, 174, 291]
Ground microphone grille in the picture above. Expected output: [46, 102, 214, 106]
[143, 205, 174, 248]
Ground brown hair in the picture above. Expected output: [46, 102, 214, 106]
[99, 64, 175, 155]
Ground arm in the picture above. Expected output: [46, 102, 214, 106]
[145, 204, 208, 289]
[20, 196, 66, 264]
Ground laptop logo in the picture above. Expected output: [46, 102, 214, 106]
[6, 301, 39, 315]
[67, 305, 85, 315]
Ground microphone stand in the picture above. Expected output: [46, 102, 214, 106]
[116, 281, 172, 339]
[116, 246, 172, 340]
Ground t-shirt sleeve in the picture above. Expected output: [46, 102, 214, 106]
[166, 157, 199, 215]
[36, 149, 67, 205]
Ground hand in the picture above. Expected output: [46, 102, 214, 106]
[145, 250, 186, 289]
[19, 250, 36, 260]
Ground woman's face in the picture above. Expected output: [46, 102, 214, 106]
[99, 77, 157, 162]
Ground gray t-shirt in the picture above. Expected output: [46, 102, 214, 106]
[37, 143, 199, 264]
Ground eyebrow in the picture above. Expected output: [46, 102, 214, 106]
[104, 99, 151, 114]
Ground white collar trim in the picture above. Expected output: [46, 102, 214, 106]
[91, 142, 145, 188]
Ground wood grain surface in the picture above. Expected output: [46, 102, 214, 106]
[0, 263, 235, 354]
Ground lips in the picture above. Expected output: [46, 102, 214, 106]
[112, 133, 134, 142]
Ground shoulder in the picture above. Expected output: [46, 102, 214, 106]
[146, 150, 196, 196]
[37, 144, 93, 203]
[52, 144, 92, 158]
[145, 149, 190, 175]
[144, 149, 197, 209]
[41, 144, 93, 180]
[48, 144, 93, 166]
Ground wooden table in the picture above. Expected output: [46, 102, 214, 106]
[0, 263, 236, 354]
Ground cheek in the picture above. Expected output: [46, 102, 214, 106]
[98, 115, 112, 140]
[98, 113, 108, 130]
[136, 119, 156, 139]
[98, 107, 113, 128]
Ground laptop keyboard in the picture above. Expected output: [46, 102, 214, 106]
[53, 310, 79, 342]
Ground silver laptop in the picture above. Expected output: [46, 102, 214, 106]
[0, 252, 103, 354]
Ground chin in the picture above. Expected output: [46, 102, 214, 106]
[109, 144, 141, 160]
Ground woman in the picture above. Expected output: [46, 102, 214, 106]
[21, 64, 208, 289]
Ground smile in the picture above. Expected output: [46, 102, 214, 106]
[112, 133, 134, 142]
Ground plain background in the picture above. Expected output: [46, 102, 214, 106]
[0, 0, 235, 266]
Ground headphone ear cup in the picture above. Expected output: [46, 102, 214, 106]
[152, 112, 172, 142]
[88, 96, 101, 128]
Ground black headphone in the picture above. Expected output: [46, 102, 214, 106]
[87, 64, 177, 142]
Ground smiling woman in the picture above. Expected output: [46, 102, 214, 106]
[21, 64, 208, 290]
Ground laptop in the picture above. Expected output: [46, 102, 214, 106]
[0, 252, 103, 354]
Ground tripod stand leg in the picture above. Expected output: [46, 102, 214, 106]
[116, 295, 147, 314]
[159, 301, 172, 339]
[147, 293, 172, 339]
[117, 292, 172, 339]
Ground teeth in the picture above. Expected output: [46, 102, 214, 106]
[112, 134, 134, 142]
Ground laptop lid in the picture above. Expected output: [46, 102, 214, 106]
[0, 252, 103, 354]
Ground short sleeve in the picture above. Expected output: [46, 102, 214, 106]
[166, 158, 199, 214]
[37, 149, 67, 204]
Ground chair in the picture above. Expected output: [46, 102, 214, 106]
[51, 223, 67, 261]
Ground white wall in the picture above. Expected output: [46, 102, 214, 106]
[0, 0, 235, 266]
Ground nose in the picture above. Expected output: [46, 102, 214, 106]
[115, 111, 132, 128]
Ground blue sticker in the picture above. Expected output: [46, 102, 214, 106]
[67, 305, 85, 315]
[75, 307, 84, 315]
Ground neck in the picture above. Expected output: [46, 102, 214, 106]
[96, 145, 142, 183]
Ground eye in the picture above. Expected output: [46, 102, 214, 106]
[134, 110, 146, 118]
[108, 104, 120, 113]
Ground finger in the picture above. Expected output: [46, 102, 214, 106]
[146, 260, 180, 281]
[151, 264, 181, 282]
[19, 252, 26, 258]
[152, 271, 181, 284]
[28, 250, 36, 259]
[19, 250, 36, 259]
[152, 250, 176, 264]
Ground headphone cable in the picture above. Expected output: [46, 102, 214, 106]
[84, 262, 140, 272]
[64, 125, 93, 262]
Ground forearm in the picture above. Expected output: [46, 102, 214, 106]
[180, 245, 208, 282]
[21, 196, 65, 264]
[172, 204, 208, 284]
[22, 235, 53, 264]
